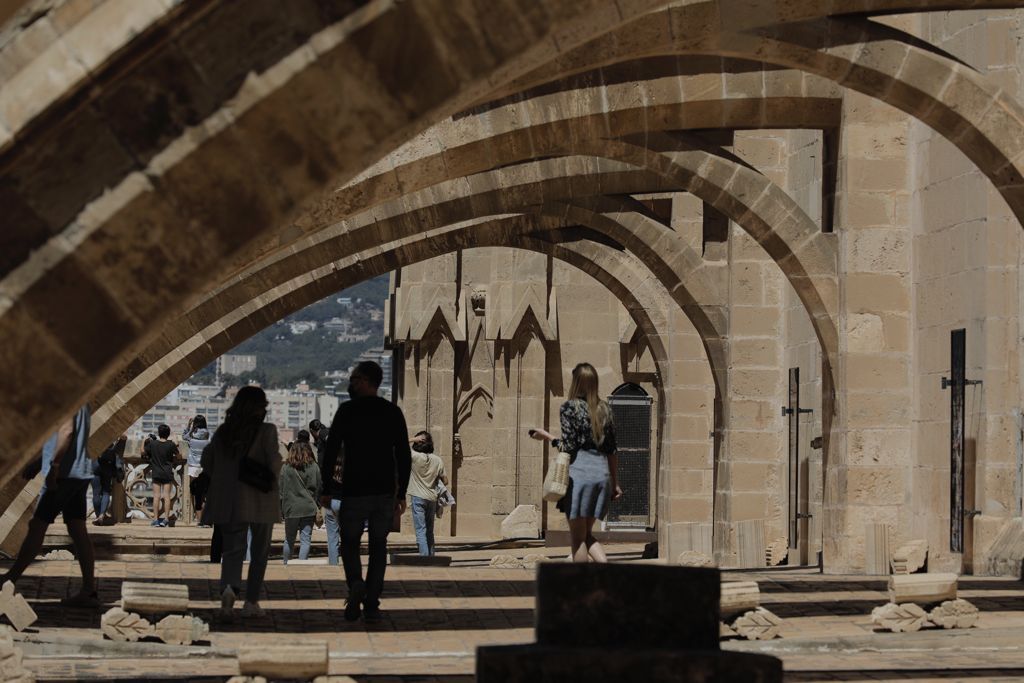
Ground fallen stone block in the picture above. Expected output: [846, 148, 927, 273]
[891, 539, 928, 574]
[0, 583, 36, 632]
[40, 549, 74, 561]
[121, 582, 189, 614]
[101, 607, 154, 642]
[238, 642, 328, 679]
[155, 614, 209, 645]
[501, 504, 540, 539]
[888, 573, 957, 605]
[871, 602, 927, 633]
[720, 581, 760, 620]
[928, 598, 979, 629]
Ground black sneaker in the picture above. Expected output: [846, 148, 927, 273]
[363, 605, 382, 622]
[344, 585, 365, 622]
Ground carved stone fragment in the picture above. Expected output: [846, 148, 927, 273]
[871, 602, 927, 633]
[101, 607, 154, 642]
[719, 621, 737, 638]
[489, 554, 522, 569]
[677, 551, 714, 567]
[121, 582, 189, 614]
[765, 538, 788, 567]
[891, 540, 928, 574]
[0, 583, 36, 632]
[237, 642, 328, 679]
[730, 607, 782, 640]
[928, 598, 979, 629]
[720, 581, 760, 620]
[154, 614, 209, 645]
[40, 549, 74, 560]
[0, 625, 34, 682]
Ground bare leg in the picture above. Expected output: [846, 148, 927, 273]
[65, 519, 96, 595]
[0, 518, 48, 584]
[568, 517, 590, 563]
[584, 519, 608, 563]
[152, 483, 162, 520]
[164, 485, 174, 522]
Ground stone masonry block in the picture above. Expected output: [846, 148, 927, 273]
[535, 564, 719, 650]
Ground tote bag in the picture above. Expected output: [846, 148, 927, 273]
[542, 451, 571, 502]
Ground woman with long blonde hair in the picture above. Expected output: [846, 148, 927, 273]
[531, 362, 622, 562]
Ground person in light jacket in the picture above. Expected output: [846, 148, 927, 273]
[182, 415, 211, 522]
[279, 441, 322, 564]
[201, 386, 283, 621]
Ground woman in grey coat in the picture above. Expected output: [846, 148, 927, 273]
[279, 441, 322, 563]
[201, 386, 283, 620]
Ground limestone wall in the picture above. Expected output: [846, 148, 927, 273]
[906, 11, 1024, 572]
[389, 248, 663, 538]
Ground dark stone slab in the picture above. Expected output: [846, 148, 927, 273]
[389, 553, 452, 566]
[477, 645, 782, 683]
[535, 563, 719, 651]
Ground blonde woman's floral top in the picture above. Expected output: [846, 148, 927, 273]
[553, 398, 616, 456]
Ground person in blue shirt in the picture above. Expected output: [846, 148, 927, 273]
[1, 405, 98, 607]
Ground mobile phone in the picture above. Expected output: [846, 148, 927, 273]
[528, 429, 537, 437]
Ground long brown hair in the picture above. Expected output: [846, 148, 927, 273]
[567, 362, 610, 445]
[286, 441, 315, 469]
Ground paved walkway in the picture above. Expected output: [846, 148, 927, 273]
[5, 530, 1024, 681]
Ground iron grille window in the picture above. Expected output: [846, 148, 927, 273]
[607, 383, 652, 527]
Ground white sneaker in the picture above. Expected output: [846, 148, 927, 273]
[241, 601, 266, 618]
[219, 586, 236, 621]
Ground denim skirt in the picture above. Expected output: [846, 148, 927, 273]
[566, 448, 610, 520]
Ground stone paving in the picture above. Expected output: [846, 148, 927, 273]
[3, 531, 1024, 681]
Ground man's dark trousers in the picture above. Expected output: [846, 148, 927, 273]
[339, 495, 394, 608]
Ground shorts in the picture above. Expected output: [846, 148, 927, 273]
[34, 478, 90, 524]
[187, 465, 202, 478]
[152, 475, 173, 485]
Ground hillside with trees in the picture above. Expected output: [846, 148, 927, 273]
[189, 274, 390, 389]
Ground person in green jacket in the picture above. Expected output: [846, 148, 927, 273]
[279, 441, 322, 564]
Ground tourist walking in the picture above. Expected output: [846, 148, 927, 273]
[201, 386, 282, 621]
[320, 361, 411, 622]
[530, 362, 622, 563]
[182, 416, 211, 522]
[279, 441, 322, 564]
[1, 405, 99, 607]
[144, 424, 179, 527]
[92, 435, 126, 525]
[407, 431, 448, 556]
[309, 419, 328, 464]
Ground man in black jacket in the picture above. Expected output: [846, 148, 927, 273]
[321, 360, 411, 622]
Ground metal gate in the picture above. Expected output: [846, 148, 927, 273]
[607, 384, 652, 527]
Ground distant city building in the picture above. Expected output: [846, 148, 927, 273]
[216, 353, 257, 379]
[322, 317, 347, 331]
[288, 321, 318, 335]
[129, 381, 337, 444]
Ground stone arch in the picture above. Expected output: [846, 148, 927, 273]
[85, 161, 723, 425]
[491, 7, 1024, 226]
[91, 220, 684, 474]
[0, 0, 666, 467]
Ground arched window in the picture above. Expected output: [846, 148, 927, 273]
[607, 383, 652, 527]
